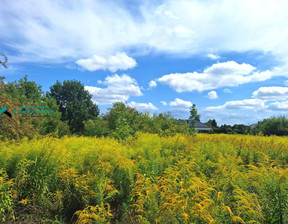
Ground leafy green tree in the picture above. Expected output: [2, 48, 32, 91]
[103, 102, 137, 139]
[4, 75, 70, 137]
[206, 119, 218, 128]
[38, 97, 70, 137]
[84, 118, 108, 137]
[47, 80, 99, 134]
[189, 104, 200, 121]
[254, 116, 288, 136]
[6, 75, 44, 103]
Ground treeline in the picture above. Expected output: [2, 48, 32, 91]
[0, 76, 194, 140]
[205, 117, 288, 136]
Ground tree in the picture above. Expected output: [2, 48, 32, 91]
[0, 69, 40, 139]
[83, 118, 108, 137]
[6, 75, 44, 103]
[47, 80, 99, 134]
[206, 119, 218, 128]
[254, 116, 288, 136]
[103, 102, 137, 139]
[189, 104, 200, 121]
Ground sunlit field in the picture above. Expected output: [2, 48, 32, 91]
[1, 133, 288, 223]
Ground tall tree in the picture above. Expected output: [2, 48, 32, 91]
[189, 104, 200, 121]
[47, 80, 99, 133]
[6, 75, 44, 103]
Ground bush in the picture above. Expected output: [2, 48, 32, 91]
[254, 116, 288, 136]
[84, 119, 108, 137]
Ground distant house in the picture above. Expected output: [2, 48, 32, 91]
[179, 119, 211, 132]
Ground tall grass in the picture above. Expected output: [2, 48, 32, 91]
[0, 133, 288, 223]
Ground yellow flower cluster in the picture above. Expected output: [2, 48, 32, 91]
[0, 133, 287, 223]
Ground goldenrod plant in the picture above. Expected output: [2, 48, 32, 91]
[0, 133, 288, 223]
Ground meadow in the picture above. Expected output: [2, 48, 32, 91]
[0, 133, 288, 223]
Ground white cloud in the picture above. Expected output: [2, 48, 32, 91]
[76, 52, 136, 72]
[284, 80, 288, 86]
[206, 53, 220, 60]
[1, 0, 288, 68]
[169, 98, 192, 108]
[85, 74, 142, 105]
[160, 101, 167, 106]
[206, 91, 218, 99]
[158, 61, 272, 92]
[128, 101, 158, 110]
[223, 88, 232, 94]
[204, 61, 255, 75]
[266, 101, 288, 111]
[252, 86, 288, 101]
[149, 80, 157, 88]
[205, 99, 265, 111]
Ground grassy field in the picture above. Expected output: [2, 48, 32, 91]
[0, 133, 288, 223]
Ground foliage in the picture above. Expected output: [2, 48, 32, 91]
[47, 80, 99, 134]
[0, 134, 288, 223]
[0, 76, 69, 139]
[83, 118, 109, 137]
[254, 116, 288, 136]
[6, 75, 44, 103]
[206, 119, 218, 129]
[0, 86, 41, 139]
[189, 104, 200, 121]
[103, 102, 192, 139]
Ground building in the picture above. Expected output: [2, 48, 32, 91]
[179, 119, 211, 132]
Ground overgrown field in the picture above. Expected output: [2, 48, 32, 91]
[0, 133, 288, 223]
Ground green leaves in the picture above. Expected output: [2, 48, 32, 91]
[48, 80, 99, 134]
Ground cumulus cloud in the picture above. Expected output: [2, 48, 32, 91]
[76, 52, 136, 72]
[206, 91, 218, 99]
[160, 101, 167, 106]
[149, 80, 157, 88]
[205, 99, 265, 111]
[169, 98, 192, 108]
[128, 101, 158, 110]
[266, 101, 288, 111]
[85, 74, 142, 105]
[157, 61, 272, 92]
[206, 53, 220, 60]
[252, 86, 288, 101]
[1, 0, 288, 67]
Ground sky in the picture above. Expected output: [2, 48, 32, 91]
[1, 0, 288, 125]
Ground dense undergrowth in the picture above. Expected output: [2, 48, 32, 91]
[0, 133, 288, 223]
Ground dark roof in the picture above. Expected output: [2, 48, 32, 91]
[191, 120, 210, 129]
[178, 119, 211, 130]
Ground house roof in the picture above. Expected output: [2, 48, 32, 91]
[178, 119, 211, 130]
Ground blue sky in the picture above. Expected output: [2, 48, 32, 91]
[1, 0, 288, 125]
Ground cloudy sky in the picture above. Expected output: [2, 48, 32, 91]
[1, 0, 288, 125]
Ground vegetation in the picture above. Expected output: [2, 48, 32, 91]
[253, 116, 288, 136]
[189, 104, 200, 121]
[0, 134, 288, 223]
[1, 55, 288, 223]
[47, 80, 100, 134]
[1, 74, 193, 139]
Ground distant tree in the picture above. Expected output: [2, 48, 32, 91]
[189, 104, 200, 121]
[254, 116, 288, 136]
[47, 80, 99, 134]
[206, 119, 218, 128]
